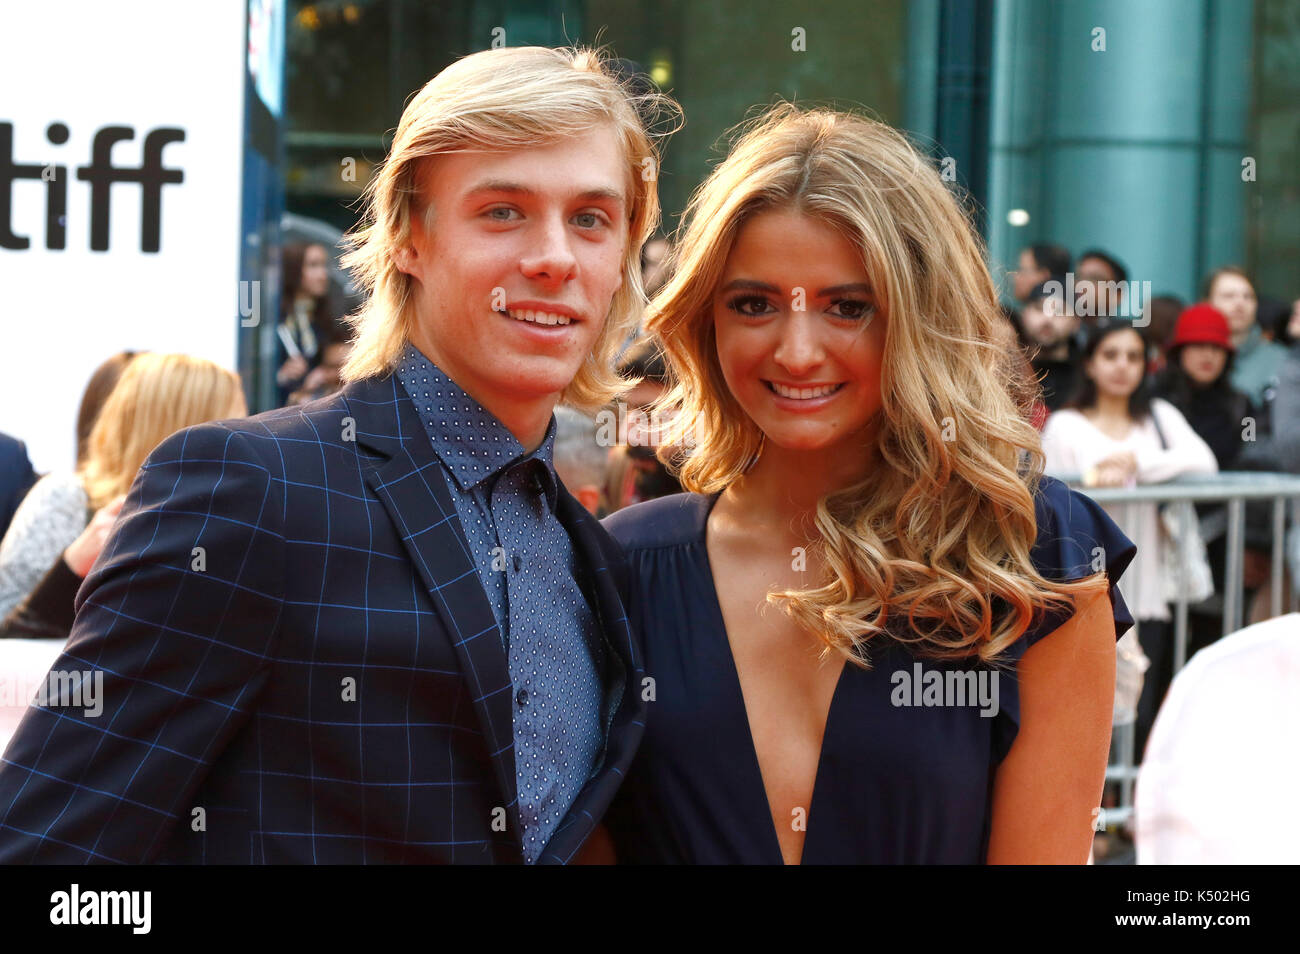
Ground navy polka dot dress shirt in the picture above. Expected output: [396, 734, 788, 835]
[395, 343, 609, 863]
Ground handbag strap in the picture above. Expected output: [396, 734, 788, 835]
[1149, 401, 1169, 450]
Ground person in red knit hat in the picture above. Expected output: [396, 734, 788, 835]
[1152, 301, 1280, 696]
[1155, 304, 1253, 470]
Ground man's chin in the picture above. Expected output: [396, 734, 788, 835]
[487, 365, 580, 403]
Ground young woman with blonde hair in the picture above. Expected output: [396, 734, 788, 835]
[598, 105, 1137, 864]
[0, 353, 245, 637]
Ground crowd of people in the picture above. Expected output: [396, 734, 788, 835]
[996, 245, 1300, 860]
[1005, 246, 1299, 759]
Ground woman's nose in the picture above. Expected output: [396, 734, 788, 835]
[772, 312, 825, 373]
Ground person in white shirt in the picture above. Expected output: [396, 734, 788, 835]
[1041, 320, 1218, 757]
[1135, 612, 1300, 863]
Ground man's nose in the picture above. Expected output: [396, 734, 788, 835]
[519, 214, 578, 286]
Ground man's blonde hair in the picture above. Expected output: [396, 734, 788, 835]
[339, 45, 678, 411]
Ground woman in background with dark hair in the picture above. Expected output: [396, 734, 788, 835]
[1042, 320, 1218, 758]
[276, 241, 345, 404]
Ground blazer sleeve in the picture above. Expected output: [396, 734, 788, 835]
[0, 423, 286, 863]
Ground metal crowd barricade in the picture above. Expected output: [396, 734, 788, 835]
[1062, 472, 1300, 831]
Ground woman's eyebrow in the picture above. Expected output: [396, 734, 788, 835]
[719, 279, 781, 294]
[817, 283, 874, 297]
[717, 279, 875, 296]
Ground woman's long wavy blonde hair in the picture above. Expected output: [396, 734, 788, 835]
[649, 104, 1110, 668]
[79, 353, 245, 510]
[338, 45, 679, 412]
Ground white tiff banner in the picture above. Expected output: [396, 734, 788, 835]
[0, 1, 248, 474]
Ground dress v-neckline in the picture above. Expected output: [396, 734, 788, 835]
[697, 490, 850, 865]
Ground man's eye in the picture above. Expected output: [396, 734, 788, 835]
[485, 208, 519, 222]
[573, 212, 605, 229]
[726, 295, 773, 317]
[829, 299, 875, 321]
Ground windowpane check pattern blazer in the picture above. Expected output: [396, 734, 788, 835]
[0, 372, 644, 864]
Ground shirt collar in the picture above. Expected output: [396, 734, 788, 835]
[394, 342, 559, 510]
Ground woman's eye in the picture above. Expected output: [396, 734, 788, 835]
[726, 295, 774, 317]
[829, 299, 875, 320]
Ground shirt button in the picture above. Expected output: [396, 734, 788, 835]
[516, 688, 529, 706]
[512, 553, 523, 572]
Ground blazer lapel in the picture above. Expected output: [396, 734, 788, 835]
[555, 487, 637, 712]
[341, 373, 522, 853]
[540, 486, 647, 863]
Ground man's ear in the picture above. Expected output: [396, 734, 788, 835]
[392, 241, 418, 278]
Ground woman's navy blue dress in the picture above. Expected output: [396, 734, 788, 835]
[599, 475, 1137, 864]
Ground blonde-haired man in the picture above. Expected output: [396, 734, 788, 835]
[0, 47, 673, 864]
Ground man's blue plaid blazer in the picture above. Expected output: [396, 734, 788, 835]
[0, 372, 645, 863]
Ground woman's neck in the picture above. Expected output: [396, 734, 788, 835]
[720, 425, 878, 538]
[1090, 392, 1132, 420]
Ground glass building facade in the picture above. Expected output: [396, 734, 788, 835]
[278, 0, 1297, 371]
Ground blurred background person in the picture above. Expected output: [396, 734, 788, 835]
[1019, 281, 1081, 413]
[1010, 241, 1070, 303]
[1074, 248, 1129, 319]
[1153, 304, 1255, 472]
[1205, 266, 1285, 406]
[0, 433, 37, 542]
[1041, 320, 1219, 760]
[641, 234, 671, 298]
[1142, 294, 1186, 377]
[620, 234, 673, 352]
[1268, 300, 1300, 481]
[0, 354, 246, 636]
[287, 338, 353, 406]
[1257, 295, 1291, 346]
[74, 350, 140, 471]
[553, 406, 609, 516]
[1136, 612, 1300, 863]
[0, 350, 141, 579]
[604, 336, 683, 513]
[1151, 303, 1279, 651]
[1227, 293, 1300, 626]
[276, 241, 347, 405]
[0, 349, 139, 609]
